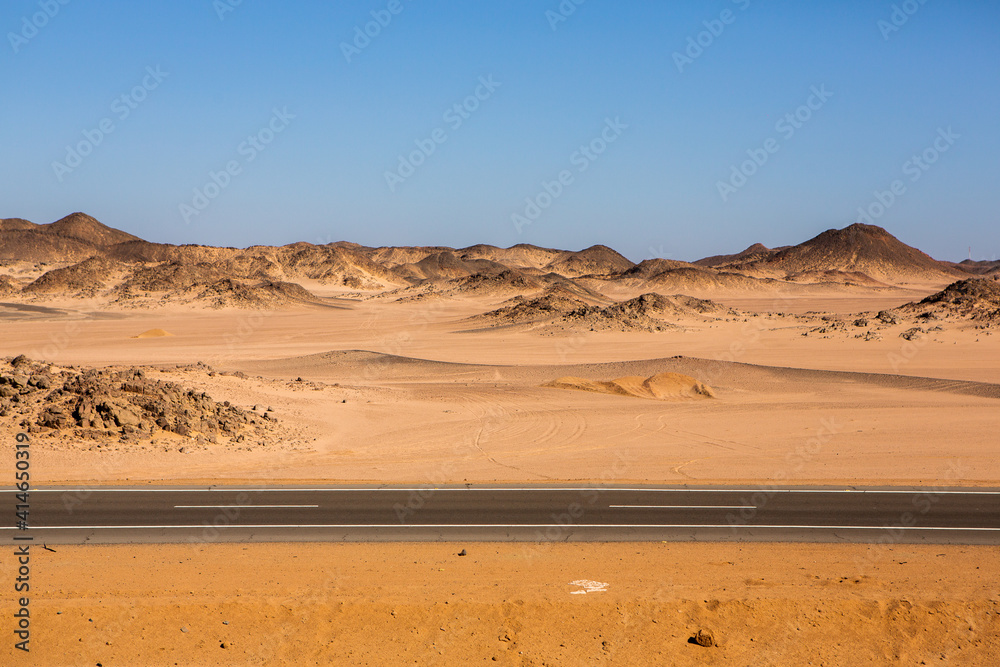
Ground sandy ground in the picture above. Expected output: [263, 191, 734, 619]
[1, 294, 997, 486]
[1, 541, 997, 666]
[2, 289, 998, 664]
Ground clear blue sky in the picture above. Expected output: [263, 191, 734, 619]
[2, 0, 998, 262]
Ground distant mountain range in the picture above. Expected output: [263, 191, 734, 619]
[0, 213, 995, 308]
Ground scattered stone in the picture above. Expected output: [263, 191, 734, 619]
[693, 629, 716, 647]
[900, 327, 924, 341]
[0, 356, 279, 447]
[458, 549, 467, 556]
[877, 310, 897, 325]
[853, 318, 868, 327]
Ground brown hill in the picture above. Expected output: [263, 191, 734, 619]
[470, 293, 592, 327]
[22, 257, 132, 297]
[362, 245, 450, 267]
[0, 213, 139, 263]
[46, 212, 141, 246]
[473, 292, 728, 333]
[115, 262, 227, 294]
[394, 251, 510, 281]
[196, 279, 324, 309]
[0, 218, 37, 232]
[274, 244, 401, 289]
[716, 224, 963, 285]
[543, 244, 635, 277]
[103, 240, 241, 264]
[609, 265, 785, 293]
[783, 270, 891, 287]
[951, 259, 1000, 275]
[0, 229, 101, 263]
[620, 258, 700, 278]
[694, 242, 778, 268]
[458, 243, 567, 270]
[446, 269, 542, 296]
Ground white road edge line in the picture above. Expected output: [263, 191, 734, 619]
[3, 525, 999, 531]
[173, 505, 319, 509]
[22, 488, 1000, 495]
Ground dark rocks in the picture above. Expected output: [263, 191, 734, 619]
[877, 310, 897, 325]
[900, 327, 924, 341]
[38, 407, 73, 429]
[29, 375, 50, 389]
[853, 318, 869, 327]
[1, 356, 274, 445]
[692, 629, 716, 647]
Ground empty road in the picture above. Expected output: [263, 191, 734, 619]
[3, 485, 999, 545]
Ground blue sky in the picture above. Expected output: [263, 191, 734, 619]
[2, 0, 998, 262]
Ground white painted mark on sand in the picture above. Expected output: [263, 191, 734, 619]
[569, 580, 609, 594]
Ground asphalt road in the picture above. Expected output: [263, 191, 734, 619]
[3, 485, 999, 545]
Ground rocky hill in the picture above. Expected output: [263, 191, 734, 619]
[705, 224, 964, 285]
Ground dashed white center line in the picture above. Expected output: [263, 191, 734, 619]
[173, 505, 319, 509]
[609, 505, 755, 509]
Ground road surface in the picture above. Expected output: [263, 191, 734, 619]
[3, 485, 999, 545]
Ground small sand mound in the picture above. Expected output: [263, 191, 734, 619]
[133, 328, 174, 338]
[544, 372, 715, 400]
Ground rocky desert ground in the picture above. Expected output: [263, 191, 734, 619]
[1, 213, 998, 664]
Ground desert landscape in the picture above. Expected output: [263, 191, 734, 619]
[7, 1, 998, 663]
[1, 213, 998, 663]
[1, 213, 998, 486]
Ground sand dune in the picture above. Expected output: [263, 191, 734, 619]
[544, 372, 715, 400]
[133, 328, 174, 338]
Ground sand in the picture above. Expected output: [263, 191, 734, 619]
[2, 217, 1000, 663]
[544, 372, 716, 400]
[132, 328, 174, 338]
[1, 295, 998, 486]
[1, 541, 996, 665]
